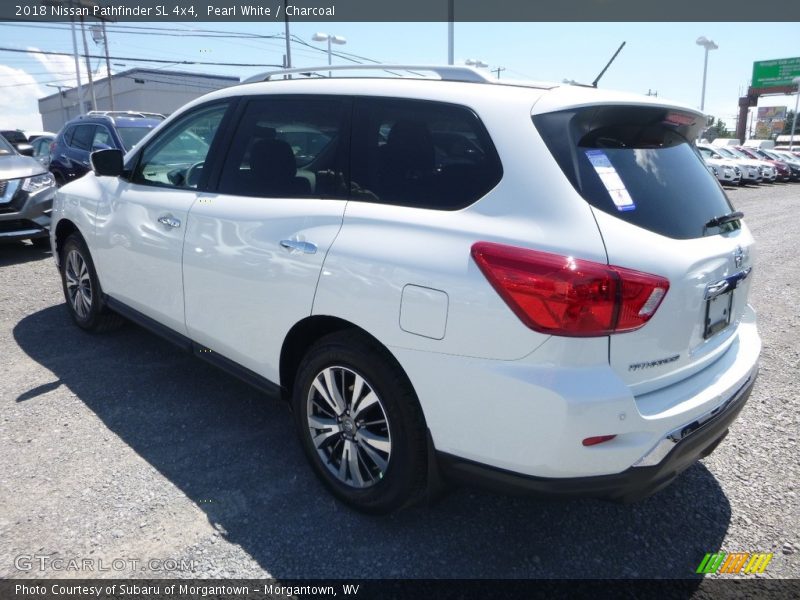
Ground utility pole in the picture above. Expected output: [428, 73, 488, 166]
[91, 22, 115, 111]
[491, 67, 505, 79]
[79, 16, 96, 111]
[101, 21, 114, 111]
[283, 0, 292, 70]
[646, 89, 658, 97]
[447, 0, 454, 65]
[68, 2, 84, 114]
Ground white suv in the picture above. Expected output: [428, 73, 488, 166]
[50, 65, 760, 513]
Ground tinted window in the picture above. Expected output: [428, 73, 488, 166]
[135, 103, 228, 189]
[60, 126, 76, 147]
[70, 125, 95, 151]
[0, 136, 13, 155]
[1, 130, 27, 144]
[92, 126, 113, 149]
[350, 98, 502, 209]
[217, 96, 349, 198]
[534, 106, 736, 239]
[117, 126, 153, 151]
[32, 138, 50, 157]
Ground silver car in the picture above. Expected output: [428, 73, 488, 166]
[0, 134, 56, 245]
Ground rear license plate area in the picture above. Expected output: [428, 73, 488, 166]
[704, 290, 733, 339]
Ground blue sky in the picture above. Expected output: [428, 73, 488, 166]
[1, 20, 798, 132]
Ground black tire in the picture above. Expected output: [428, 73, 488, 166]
[293, 331, 428, 514]
[59, 233, 124, 333]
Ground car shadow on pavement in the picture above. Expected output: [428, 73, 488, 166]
[0, 241, 51, 267]
[14, 305, 731, 580]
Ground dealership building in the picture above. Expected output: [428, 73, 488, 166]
[38, 68, 239, 131]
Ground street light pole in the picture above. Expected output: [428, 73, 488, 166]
[696, 36, 718, 112]
[311, 33, 346, 78]
[465, 59, 488, 68]
[790, 76, 800, 151]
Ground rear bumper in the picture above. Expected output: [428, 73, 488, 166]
[438, 369, 756, 502]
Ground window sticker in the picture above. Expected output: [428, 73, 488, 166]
[585, 149, 636, 211]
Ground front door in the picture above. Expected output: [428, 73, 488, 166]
[92, 102, 231, 334]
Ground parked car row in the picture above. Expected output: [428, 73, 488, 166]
[697, 143, 800, 185]
[0, 111, 163, 244]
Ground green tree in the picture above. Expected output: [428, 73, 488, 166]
[782, 110, 798, 135]
[704, 117, 731, 140]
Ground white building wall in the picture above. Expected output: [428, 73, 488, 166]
[38, 69, 238, 132]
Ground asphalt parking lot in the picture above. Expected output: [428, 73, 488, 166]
[0, 182, 798, 580]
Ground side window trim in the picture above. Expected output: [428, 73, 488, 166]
[129, 99, 234, 191]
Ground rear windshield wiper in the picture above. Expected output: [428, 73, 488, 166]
[703, 211, 743, 235]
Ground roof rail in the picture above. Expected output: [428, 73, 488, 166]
[84, 110, 166, 120]
[242, 64, 495, 85]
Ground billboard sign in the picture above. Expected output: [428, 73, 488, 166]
[752, 57, 800, 88]
[755, 106, 787, 138]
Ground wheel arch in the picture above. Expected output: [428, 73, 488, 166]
[279, 315, 413, 402]
[53, 218, 81, 265]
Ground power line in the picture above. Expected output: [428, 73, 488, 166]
[0, 45, 283, 68]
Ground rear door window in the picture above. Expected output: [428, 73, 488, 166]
[350, 98, 502, 209]
[534, 106, 735, 239]
[70, 125, 96, 151]
[216, 96, 350, 199]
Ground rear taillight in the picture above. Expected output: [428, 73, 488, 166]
[49, 142, 56, 154]
[471, 242, 669, 337]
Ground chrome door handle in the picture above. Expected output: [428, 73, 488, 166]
[280, 239, 317, 254]
[158, 215, 181, 229]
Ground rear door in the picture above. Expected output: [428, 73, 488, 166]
[534, 104, 755, 395]
[182, 95, 351, 382]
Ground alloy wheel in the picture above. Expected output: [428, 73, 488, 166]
[65, 249, 92, 319]
[306, 366, 392, 488]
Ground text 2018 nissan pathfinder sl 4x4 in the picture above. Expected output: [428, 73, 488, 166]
[50, 65, 760, 513]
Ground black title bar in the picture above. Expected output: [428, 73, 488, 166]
[5, 0, 800, 22]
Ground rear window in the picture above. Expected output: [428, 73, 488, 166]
[533, 106, 736, 239]
[1, 130, 27, 144]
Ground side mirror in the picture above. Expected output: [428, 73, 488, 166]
[91, 148, 123, 177]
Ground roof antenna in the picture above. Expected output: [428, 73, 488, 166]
[592, 41, 626, 88]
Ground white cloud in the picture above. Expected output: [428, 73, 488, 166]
[0, 65, 44, 131]
[0, 45, 110, 132]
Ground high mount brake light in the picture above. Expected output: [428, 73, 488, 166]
[471, 242, 669, 337]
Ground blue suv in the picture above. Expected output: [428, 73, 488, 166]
[49, 112, 163, 186]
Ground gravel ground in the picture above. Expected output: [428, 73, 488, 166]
[0, 182, 797, 580]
